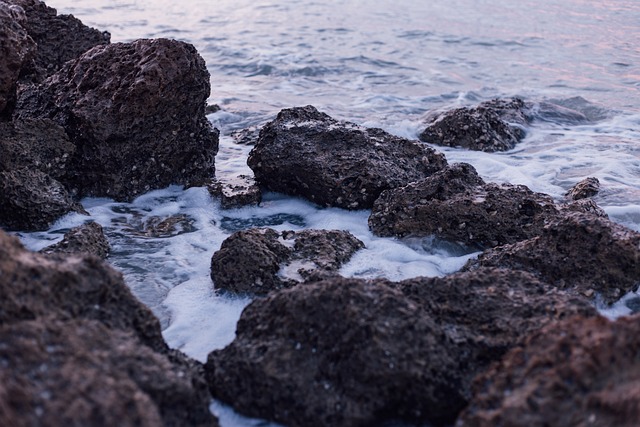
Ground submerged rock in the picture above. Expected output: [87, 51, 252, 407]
[459, 314, 640, 427]
[465, 212, 640, 304]
[40, 221, 110, 258]
[205, 270, 595, 427]
[16, 38, 218, 201]
[565, 176, 600, 200]
[369, 163, 559, 248]
[248, 105, 447, 209]
[211, 227, 364, 295]
[208, 175, 262, 209]
[419, 98, 528, 152]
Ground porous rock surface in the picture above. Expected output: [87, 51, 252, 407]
[565, 176, 600, 200]
[40, 221, 110, 258]
[211, 227, 364, 295]
[205, 269, 595, 427]
[465, 212, 640, 304]
[248, 105, 447, 209]
[208, 175, 262, 209]
[458, 314, 640, 427]
[0, 229, 217, 426]
[419, 98, 528, 152]
[369, 163, 560, 248]
[16, 38, 219, 201]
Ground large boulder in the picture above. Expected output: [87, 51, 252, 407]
[247, 105, 447, 209]
[40, 221, 110, 258]
[368, 163, 560, 248]
[465, 212, 640, 304]
[458, 314, 640, 427]
[205, 270, 595, 427]
[15, 38, 219, 201]
[0, 1, 35, 117]
[211, 227, 364, 295]
[419, 98, 528, 152]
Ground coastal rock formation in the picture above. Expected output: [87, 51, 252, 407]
[565, 176, 600, 200]
[248, 105, 447, 209]
[459, 314, 640, 427]
[16, 38, 219, 201]
[40, 221, 110, 258]
[465, 212, 640, 304]
[0, 167, 82, 231]
[369, 163, 559, 247]
[211, 227, 364, 295]
[419, 98, 528, 152]
[0, 1, 35, 117]
[208, 175, 262, 209]
[205, 270, 595, 426]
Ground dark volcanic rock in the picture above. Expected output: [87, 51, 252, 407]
[465, 212, 640, 304]
[369, 163, 559, 248]
[0, 167, 82, 231]
[0, 1, 36, 117]
[15, 38, 219, 201]
[208, 175, 262, 209]
[8, 0, 110, 81]
[248, 105, 447, 209]
[565, 176, 600, 200]
[40, 221, 110, 258]
[419, 98, 528, 152]
[205, 270, 595, 427]
[458, 314, 640, 427]
[211, 227, 364, 295]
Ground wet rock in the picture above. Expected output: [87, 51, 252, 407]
[419, 98, 528, 152]
[248, 105, 447, 209]
[465, 212, 640, 304]
[140, 214, 197, 238]
[40, 221, 110, 258]
[458, 314, 640, 427]
[15, 38, 219, 201]
[230, 125, 262, 145]
[565, 176, 600, 200]
[560, 197, 608, 218]
[205, 270, 595, 427]
[532, 96, 610, 124]
[369, 163, 559, 247]
[208, 175, 262, 209]
[0, 117, 74, 179]
[8, 0, 110, 82]
[0, 167, 82, 231]
[0, 1, 36, 117]
[211, 228, 364, 295]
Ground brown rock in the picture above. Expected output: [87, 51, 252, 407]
[208, 175, 262, 209]
[565, 176, 600, 200]
[40, 221, 110, 258]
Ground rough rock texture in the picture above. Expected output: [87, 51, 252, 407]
[565, 176, 600, 200]
[40, 221, 110, 258]
[458, 314, 640, 427]
[230, 125, 262, 145]
[0, 167, 82, 231]
[208, 175, 262, 209]
[248, 105, 447, 209]
[0, 1, 35, 117]
[16, 38, 219, 201]
[419, 98, 528, 152]
[0, 229, 217, 426]
[211, 227, 364, 295]
[369, 163, 559, 248]
[8, 0, 110, 82]
[205, 270, 595, 427]
[465, 212, 640, 304]
[0, 117, 74, 178]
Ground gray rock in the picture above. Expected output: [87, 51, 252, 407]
[40, 221, 110, 258]
[208, 175, 262, 209]
[565, 176, 600, 200]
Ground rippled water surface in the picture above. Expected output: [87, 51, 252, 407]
[24, 1, 640, 424]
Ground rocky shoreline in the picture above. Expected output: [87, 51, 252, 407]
[1, 1, 640, 427]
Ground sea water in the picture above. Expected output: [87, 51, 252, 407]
[19, 1, 640, 425]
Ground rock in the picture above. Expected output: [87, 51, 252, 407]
[565, 176, 600, 200]
[560, 198, 608, 218]
[208, 175, 262, 209]
[465, 212, 640, 304]
[419, 98, 528, 152]
[7, 0, 110, 82]
[211, 227, 364, 295]
[248, 105, 447, 209]
[205, 271, 595, 427]
[0, 117, 74, 179]
[458, 314, 640, 427]
[368, 163, 559, 248]
[0, 167, 83, 231]
[40, 221, 110, 258]
[15, 38, 219, 201]
[0, 1, 36, 117]
[532, 96, 610, 124]
[230, 125, 262, 145]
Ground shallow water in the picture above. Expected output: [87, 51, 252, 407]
[20, 0, 640, 425]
